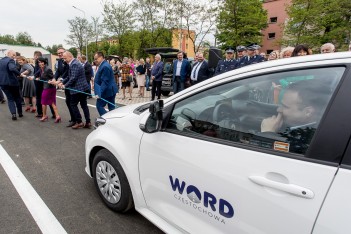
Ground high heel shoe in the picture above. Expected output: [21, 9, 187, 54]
[39, 116, 48, 122]
[31, 108, 36, 113]
[54, 116, 61, 123]
[25, 107, 31, 112]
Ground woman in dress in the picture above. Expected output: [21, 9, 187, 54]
[35, 57, 61, 123]
[18, 56, 36, 113]
[136, 58, 146, 97]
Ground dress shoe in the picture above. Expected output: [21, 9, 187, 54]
[66, 122, 76, 127]
[35, 114, 43, 118]
[146, 88, 150, 91]
[12, 114, 17, 120]
[54, 116, 61, 123]
[0, 100, 5, 104]
[72, 122, 84, 129]
[39, 116, 49, 122]
[19, 113, 23, 118]
[83, 122, 92, 129]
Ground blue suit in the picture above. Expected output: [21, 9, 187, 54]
[172, 59, 191, 93]
[94, 60, 118, 116]
[151, 61, 164, 100]
[0, 56, 22, 116]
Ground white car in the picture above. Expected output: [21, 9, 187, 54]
[85, 52, 351, 234]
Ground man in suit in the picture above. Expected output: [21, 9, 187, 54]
[190, 52, 210, 85]
[150, 54, 164, 101]
[55, 47, 72, 125]
[80, 55, 93, 99]
[58, 51, 91, 129]
[0, 50, 22, 120]
[172, 51, 191, 94]
[93, 51, 118, 117]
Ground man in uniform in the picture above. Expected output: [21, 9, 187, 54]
[214, 47, 238, 76]
[237, 43, 265, 68]
[236, 45, 247, 62]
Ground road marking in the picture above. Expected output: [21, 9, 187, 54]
[56, 95, 97, 109]
[0, 145, 67, 234]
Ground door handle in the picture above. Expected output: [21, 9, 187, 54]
[249, 176, 314, 199]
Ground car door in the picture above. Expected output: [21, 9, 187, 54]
[139, 65, 349, 233]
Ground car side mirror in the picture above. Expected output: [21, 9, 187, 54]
[139, 100, 164, 133]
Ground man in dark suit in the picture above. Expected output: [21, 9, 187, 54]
[172, 51, 191, 94]
[190, 52, 210, 85]
[80, 55, 93, 99]
[151, 54, 164, 101]
[0, 50, 22, 120]
[93, 51, 118, 117]
[58, 51, 91, 129]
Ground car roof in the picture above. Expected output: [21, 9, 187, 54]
[144, 47, 180, 55]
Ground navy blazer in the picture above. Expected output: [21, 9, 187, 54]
[54, 58, 69, 80]
[0, 57, 20, 86]
[151, 61, 164, 81]
[172, 59, 191, 82]
[83, 61, 93, 83]
[191, 60, 210, 83]
[94, 60, 118, 98]
[63, 59, 90, 94]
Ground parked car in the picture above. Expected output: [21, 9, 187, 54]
[85, 52, 351, 233]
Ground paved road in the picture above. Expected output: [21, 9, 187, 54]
[0, 91, 163, 234]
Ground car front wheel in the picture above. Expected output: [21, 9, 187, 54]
[92, 149, 134, 213]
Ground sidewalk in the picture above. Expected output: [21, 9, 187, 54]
[115, 87, 170, 106]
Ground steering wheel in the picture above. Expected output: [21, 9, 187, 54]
[212, 103, 239, 130]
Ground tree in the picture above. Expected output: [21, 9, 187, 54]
[101, 0, 135, 52]
[176, 0, 218, 54]
[283, 0, 351, 51]
[0, 34, 18, 45]
[46, 44, 64, 55]
[16, 32, 35, 45]
[65, 17, 93, 54]
[91, 16, 104, 48]
[216, 0, 268, 48]
[68, 47, 78, 58]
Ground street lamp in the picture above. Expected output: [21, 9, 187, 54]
[72, 6, 88, 59]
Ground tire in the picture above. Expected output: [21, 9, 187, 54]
[161, 91, 170, 96]
[92, 149, 134, 213]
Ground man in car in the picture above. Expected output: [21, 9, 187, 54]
[259, 80, 331, 154]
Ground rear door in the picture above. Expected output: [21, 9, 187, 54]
[139, 65, 350, 233]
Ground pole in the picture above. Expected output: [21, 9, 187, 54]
[72, 6, 88, 59]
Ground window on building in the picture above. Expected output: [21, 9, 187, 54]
[270, 17, 278, 23]
[268, 33, 276, 39]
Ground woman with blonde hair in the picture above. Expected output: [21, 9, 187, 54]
[280, 46, 294, 58]
[136, 58, 146, 97]
[268, 50, 280, 60]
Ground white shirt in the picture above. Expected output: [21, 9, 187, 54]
[176, 59, 183, 76]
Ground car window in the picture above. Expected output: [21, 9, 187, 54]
[166, 67, 345, 157]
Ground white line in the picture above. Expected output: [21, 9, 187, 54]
[0, 145, 67, 234]
[56, 95, 108, 109]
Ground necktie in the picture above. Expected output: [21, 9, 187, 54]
[191, 62, 201, 80]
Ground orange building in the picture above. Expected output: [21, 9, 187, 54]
[172, 29, 196, 58]
[261, 0, 292, 54]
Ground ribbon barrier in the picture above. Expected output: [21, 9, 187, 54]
[26, 76, 117, 108]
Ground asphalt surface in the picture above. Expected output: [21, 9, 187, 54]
[0, 91, 163, 234]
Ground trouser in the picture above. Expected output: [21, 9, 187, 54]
[65, 89, 75, 122]
[173, 76, 185, 94]
[96, 95, 116, 116]
[145, 75, 150, 90]
[70, 92, 90, 124]
[86, 79, 92, 97]
[0, 86, 5, 101]
[151, 80, 162, 100]
[35, 81, 54, 116]
[0, 85, 22, 115]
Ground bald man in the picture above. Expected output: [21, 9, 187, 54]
[0, 50, 23, 120]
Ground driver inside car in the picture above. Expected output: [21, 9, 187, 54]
[257, 80, 331, 154]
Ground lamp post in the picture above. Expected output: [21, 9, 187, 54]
[72, 6, 88, 59]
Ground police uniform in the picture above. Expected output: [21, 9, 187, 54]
[214, 47, 238, 76]
[237, 44, 265, 68]
[236, 45, 246, 62]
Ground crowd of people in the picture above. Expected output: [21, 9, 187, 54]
[0, 42, 347, 127]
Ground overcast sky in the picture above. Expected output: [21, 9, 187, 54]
[1, 0, 103, 48]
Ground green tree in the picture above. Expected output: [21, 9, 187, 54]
[65, 17, 93, 54]
[284, 0, 351, 51]
[16, 32, 35, 45]
[216, 0, 268, 48]
[68, 47, 78, 58]
[46, 44, 64, 55]
[0, 34, 18, 44]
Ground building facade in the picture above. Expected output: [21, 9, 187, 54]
[172, 29, 196, 58]
[261, 0, 292, 55]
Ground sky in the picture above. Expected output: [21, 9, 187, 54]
[1, 0, 103, 48]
